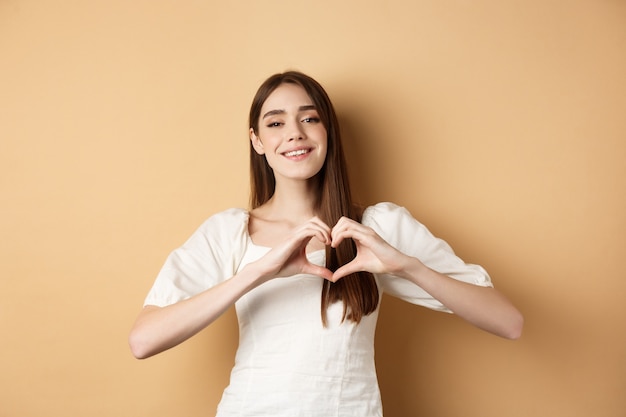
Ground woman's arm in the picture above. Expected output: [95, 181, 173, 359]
[392, 258, 523, 339]
[129, 265, 261, 359]
[129, 216, 333, 359]
[331, 216, 523, 339]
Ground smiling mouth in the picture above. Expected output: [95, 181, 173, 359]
[283, 149, 311, 157]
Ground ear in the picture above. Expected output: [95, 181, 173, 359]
[250, 128, 265, 155]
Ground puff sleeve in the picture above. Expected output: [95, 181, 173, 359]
[143, 208, 250, 307]
[362, 202, 493, 312]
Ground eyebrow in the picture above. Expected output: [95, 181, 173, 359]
[262, 105, 317, 119]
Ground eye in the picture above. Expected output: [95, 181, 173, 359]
[302, 117, 320, 123]
[266, 121, 283, 128]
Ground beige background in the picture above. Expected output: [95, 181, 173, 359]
[1, 1, 625, 416]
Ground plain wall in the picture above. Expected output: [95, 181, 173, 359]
[1, 1, 625, 416]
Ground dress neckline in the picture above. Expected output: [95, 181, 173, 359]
[243, 210, 326, 256]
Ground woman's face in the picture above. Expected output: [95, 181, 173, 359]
[250, 83, 328, 184]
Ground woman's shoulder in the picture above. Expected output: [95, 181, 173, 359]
[362, 201, 410, 221]
[196, 207, 250, 237]
[207, 207, 249, 220]
[360, 202, 425, 240]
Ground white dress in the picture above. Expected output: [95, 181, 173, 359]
[144, 202, 492, 417]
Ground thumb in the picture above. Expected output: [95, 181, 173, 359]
[303, 263, 334, 281]
[332, 261, 361, 282]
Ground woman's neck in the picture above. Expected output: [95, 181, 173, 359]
[248, 180, 324, 250]
[258, 180, 318, 223]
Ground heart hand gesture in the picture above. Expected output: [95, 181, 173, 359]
[252, 217, 334, 282]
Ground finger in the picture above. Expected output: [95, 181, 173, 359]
[308, 216, 332, 232]
[332, 261, 361, 282]
[330, 217, 367, 246]
[331, 226, 370, 248]
[309, 228, 331, 246]
[289, 226, 328, 249]
[302, 263, 334, 281]
[314, 228, 331, 246]
[332, 216, 358, 233]
[299, 219, 332, 246]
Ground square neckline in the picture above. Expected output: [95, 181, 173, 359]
[243, 210, 326, 256]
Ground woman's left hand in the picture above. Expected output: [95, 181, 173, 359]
[330, 217, 409, 281]
[330, 217, 524, 339]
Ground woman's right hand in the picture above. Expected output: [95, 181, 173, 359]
[250, 216, 334, 282]
[130, 217, 334, 359]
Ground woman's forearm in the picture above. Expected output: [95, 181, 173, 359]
[396, 256, 524, 339]
[128, 266, 262, 359]
[129, 219, 337, 359]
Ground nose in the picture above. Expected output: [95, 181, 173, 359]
[287, 121, 306, 141]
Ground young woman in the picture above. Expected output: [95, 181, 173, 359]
[129, 71, 523, 416]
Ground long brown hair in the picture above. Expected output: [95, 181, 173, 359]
[248, 71, 379, 325]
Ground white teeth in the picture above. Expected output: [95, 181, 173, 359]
[284, 149, 309, 157]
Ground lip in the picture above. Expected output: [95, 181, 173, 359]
[281, 147, 313, 159]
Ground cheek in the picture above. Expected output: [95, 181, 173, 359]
[317, 144, 329, 169]
[320, 135, 329, 157]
